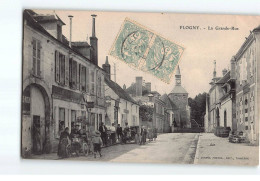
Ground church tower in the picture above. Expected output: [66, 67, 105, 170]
[168, 65, 190, 128]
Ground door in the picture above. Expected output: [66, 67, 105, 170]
[32, 115, 41, 154]
[224, 110, 227, 127]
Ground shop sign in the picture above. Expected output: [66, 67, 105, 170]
[86, 102, 94, 108]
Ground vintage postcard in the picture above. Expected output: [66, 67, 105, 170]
[21, 9, 259, 166]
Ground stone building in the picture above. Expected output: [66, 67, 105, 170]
[103, 57, 139, 129]
[233, 25, 259, 145]
[22, 10, 106, 156]
[168, 66, 191, 128]
[206, 61, 235, 132]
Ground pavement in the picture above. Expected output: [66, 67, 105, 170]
[194, 133, 259, 166]
[30, 133, 199, 164]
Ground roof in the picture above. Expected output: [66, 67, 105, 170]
[125, 83, 149, 96]
[105, 77, 138, 105]
[170, 85, 188, 94]
[216, 71, 230, 84]
[235, 25, 260, 60]
[33, 12, 66, 25]
[160, 94, 178, 110]
[71, 41, 91, 47]
[23, 10, 103, 71]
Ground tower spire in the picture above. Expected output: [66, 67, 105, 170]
[175, 65, 181, 86]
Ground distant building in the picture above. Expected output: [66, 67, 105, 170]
[206, 61, 235, 132]
[103, 57, 139, 129]
[126, 77, 167, 133]
[22, 10, 106, 156]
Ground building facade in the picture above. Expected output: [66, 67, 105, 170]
[234, 26, 259, 145]
[22, 10, 106, 156]
[103, 57, 140, 129]
[205, 25, 259, 145]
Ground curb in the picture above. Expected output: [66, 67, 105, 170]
[183, 133, 200, 164]
[193, 132, 202, 164]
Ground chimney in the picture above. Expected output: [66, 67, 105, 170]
[102, 56, 111, 80]
[123, 84, 126, 90]
[213, 60, 216, 78]
[145, 82, 151, 93]
[230, 56, 236, 79]
[90, 14, 98, 66]
[68, 15, 73, 47]
[222, 68, 228, 76]
[136, 77, 143, 97]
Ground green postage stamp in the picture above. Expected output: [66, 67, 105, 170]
[109, 18, 185, 84]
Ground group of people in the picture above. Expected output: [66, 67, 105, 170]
[139, 125, 157, 145]
[57, 123, 158, 159]
[57, 124, 103, 159]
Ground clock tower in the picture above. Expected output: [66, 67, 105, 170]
[168, 65, 191, 128]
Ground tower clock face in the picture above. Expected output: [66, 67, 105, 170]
[177, 80, 181, 84]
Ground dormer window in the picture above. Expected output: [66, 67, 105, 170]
[57, 24, 62, 41]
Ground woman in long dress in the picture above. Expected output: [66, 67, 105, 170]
[57, 127, 70, 158]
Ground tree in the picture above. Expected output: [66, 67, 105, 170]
[188, 92, 207, 127]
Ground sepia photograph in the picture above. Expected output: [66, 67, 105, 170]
[21, 9, 259, 166]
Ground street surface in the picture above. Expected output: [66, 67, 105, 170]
[65, 133, 199, 164]
[194, 133, 259, 166]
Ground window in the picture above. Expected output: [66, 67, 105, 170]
[81, 66, 86, 92]
[97, 74, 101, 97]
[245, 109, 248, 113]
[59, 108, 65, 136]
[32, 39, 41, 76]
[245, 117, 248, 122]
[55, 51, 65, 85]
[114, 107, 118, 125]
[86, 67, 89, 92]
[245, 126, 248, 130]
[71, 110, 76, 129]
[57, 24, 62, 41]
[70, 60, 77, 89]
[90, 70, 95, 94]
[245, 99, 248, 105]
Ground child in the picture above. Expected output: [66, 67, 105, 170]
[92, 131, 103, 158]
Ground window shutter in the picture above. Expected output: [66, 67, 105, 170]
[65, 55, 69, 86]
[86, 67, 89, 92]
[55, 51, 59, 82]
[40, 49, 44, 78]
[76, 63, 80, 90]
[101, 75, 104, 97]
[78, 64, 81, 91]
[32, 39, 36, 75]
[36, 41, 41, 76]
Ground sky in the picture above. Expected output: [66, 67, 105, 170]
[35, 10, 260, 98]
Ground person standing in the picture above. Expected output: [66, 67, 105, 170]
[92, 131, 103, 158]
[57, 127, 71, 158]
[99, 122, 107, 146]
[116, 124, 123, 143]
[153, 127, 157, 141]
[110, 123, 116, 144]
[140, 125, 146, 145]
